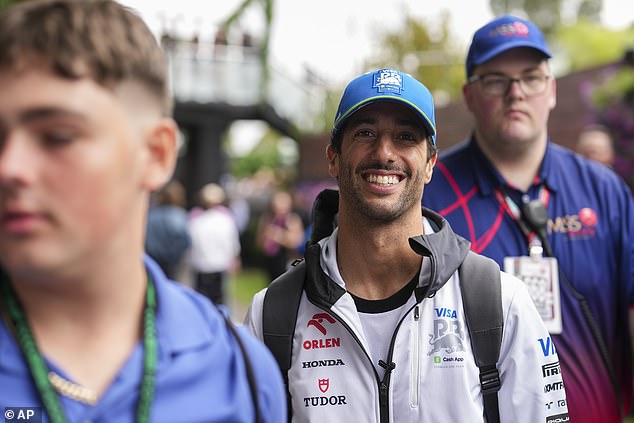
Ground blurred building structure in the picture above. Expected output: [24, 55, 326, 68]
[165, 35, 326, 206]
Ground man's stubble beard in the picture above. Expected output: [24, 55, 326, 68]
[337, 159, 424, 224]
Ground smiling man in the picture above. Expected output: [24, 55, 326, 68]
[423, 15, 634, 423]
[245, 68, 567, 422]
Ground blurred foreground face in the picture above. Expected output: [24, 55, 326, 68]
[576, 129, 615, 167]
[0, 69, 153, 279]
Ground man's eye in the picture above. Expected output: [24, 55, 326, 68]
[397, 133, 417, 142]
[354, 129, 374, 138]
[42, 131, 76, 146]
[483, 77, 507, 87]
[523, 75, 543, 85]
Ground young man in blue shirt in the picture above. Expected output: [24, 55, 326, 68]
[0, 1, 285, 422]
[423, 15, 634, 423]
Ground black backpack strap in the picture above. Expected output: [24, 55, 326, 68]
[219, 310, 263, 423]
[262, 260, 306, 420]
[459, 251, 504, 423]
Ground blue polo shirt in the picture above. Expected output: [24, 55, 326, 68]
[0, 256, 286, 423]
[423, 137, 634, 423]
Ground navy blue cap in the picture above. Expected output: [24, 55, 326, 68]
[332, 68, 436, 145]
[466, 15, 551, 77]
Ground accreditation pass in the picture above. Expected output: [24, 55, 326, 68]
[504, 256, 562, 334]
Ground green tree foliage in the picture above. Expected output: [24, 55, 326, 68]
[366, 12, 465, 102]
[228, 128, 296, 179]
[490, 0, 563, 35]
[222, 0, 273, 101]
[554, 21, 634, 71]
[490, 0, 602, 35]
[0, 0, 27, 11]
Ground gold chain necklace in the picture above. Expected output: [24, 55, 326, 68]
[47, 371, 98, 405]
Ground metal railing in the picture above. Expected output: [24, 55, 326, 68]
[165, 40, 325, 131]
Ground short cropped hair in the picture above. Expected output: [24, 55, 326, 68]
[0, 0, 172, 116]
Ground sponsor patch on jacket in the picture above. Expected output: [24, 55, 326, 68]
[429, 313, 466, 367]
[546, 412, 569, 423]
[304, 312, 341, 350]
[303, 378, 348, 408]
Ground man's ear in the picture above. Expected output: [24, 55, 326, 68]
[424, 151, 437, 184]
[548, 77, 557, 110]
[463, 83, 475, 113]
[326, 144, 339, 178]
[142, 118, 178, 191]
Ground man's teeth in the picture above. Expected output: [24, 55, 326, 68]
[366, 174, 399, 185]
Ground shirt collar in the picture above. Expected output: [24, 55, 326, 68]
[467, 135, 558, 195]
[145, 255, 214, 360]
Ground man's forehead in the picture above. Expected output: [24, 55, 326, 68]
[347, 102, 425, 127]
[476, 48, 549, 72]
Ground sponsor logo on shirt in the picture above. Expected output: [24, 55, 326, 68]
[547, 208, 598, 240]
[538, 337, 557, 357]
[542, 361, 561, 378]
[319, 378, 329, 393]
[546, 412, 570, 423]
[546, 398, 567, 411]
[304, 313, 341, 350]
[544, 381, 565, 393]
[302, 359, 345, 368]
[429, 310, 466, 367]
[307, 313, 336, 335]
[303, 378, 348, 407]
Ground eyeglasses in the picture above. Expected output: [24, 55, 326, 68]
[468, 73, 551, 97]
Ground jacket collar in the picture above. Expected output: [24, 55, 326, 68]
[304, 207, 471, 307]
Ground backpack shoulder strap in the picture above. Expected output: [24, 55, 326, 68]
[262, 260, 306, 420]
[220, 312, 263, 423]
[459, 251, 504, 423]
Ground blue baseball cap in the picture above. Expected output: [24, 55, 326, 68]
[466, 15, 551, 77]
[332, 68, 436, 146]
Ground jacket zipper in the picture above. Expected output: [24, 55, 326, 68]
[308, 256, 435, 422]
[410, 305, 421, 407]
[378, 302, 421, 423]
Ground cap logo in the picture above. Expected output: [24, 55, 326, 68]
[489, 21, 529, 38]
[373, 69, 403, 94]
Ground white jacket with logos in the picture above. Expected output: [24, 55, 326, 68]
[244, 209, 569, 423]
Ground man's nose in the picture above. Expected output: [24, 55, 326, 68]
[372, 133, 397, 161]
[0, 133, 35, 187]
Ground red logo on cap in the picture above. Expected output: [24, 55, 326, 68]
[492, 22, 530, 37]
[513, 21, 529, 35]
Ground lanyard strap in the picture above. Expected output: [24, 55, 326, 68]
[495, 184, 550, 244]
[0, 276, 157, 423]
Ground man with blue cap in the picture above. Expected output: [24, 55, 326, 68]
[424, 15, 634, 423]
[245, 67, 567, 422]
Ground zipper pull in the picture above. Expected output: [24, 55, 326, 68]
[414, 305, 420, 321]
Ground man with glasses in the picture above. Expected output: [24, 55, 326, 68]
[423, 15, 634, 423]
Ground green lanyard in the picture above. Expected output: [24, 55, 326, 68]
[0, 275, 158, 423]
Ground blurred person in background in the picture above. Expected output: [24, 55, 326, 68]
[256, 190, 304, 281]
[423, 15, 634, 423]
[575, 124, 616, 168]
[145, 180, 191, 279]
[188, 183, 241, 305]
